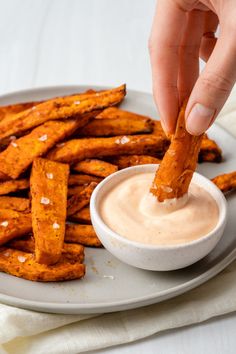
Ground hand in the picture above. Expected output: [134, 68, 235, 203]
[149, 0, 236, 135]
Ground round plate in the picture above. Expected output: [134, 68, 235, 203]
[0, 86, 235, 314]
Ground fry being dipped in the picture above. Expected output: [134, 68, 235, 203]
[150, 102, 203, 201]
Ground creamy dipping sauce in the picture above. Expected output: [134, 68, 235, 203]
[100, 173, 219, 245]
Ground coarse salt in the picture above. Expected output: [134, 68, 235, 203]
[18, 256, 26, 263]
[74, 100, 81, 105]
[120, 136, 130, 144]
[3, 251, 10, 257]
[11, 141, 18, 147]
[38, 134, 48, 142]
[9, 135, 16, 140]
[46, 172, 54, 180]
[40, 197, 50, 205]
[56, 142, 65, 148]
[1, 221, 8, 227]
[52, 222, 60, 229]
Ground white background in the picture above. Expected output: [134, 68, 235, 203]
[0, 1, 236, 353]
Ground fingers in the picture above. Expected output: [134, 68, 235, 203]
[178, 10, 205, 104]
[149, 0, 186, 134]
[186, 29, 236, 135]
[200, 11, 218, 62]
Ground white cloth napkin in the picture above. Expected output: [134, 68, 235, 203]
[0, 89, 236, 354]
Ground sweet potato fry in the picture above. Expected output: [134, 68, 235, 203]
[78, 116, 153, 137]
[0, 197, 30, 212]
[212, 171, 236, 193]
[0, 212, 31, 245]
[0, 248, 85, 281]
[0, 90, 97, 125]
[8, 236, 85, 263]
[151, 102, 203, 201]
[67, 186, 85, 197]
[198, 136, 222, 162]
[95, 106, 153, 121]
[0, 179, 29, 195]
[111, 155, 162, 169]
[67, 182, 97, 216]
[30, 158, 69, 265]
[65, 224, 102, 247]
[0, 118, 86, 180]
[0, 85, 126, 140]
[0, 208, 25, 219]
[7, 236, 35, 251]
[47, 134, 169, 163]
[72, 159, 118, 177]
[0, 101, 41, 122]
[151, 120, 222, 163]
[68, 174, 102, 186]
[68, 206, 91, 224]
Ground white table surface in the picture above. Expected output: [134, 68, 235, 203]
[0, 1, 236, 353]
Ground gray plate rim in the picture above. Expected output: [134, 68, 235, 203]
[0, 85, 235, 314]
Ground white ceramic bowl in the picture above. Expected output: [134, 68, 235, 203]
[90, 165, 228, 271]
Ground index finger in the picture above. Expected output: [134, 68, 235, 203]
[149, 0, 186, 133]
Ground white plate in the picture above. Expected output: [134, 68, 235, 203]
[0, 86, 235, 314]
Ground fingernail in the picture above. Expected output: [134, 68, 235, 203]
[160, 120, 170, 136]
[186, 103, 215, 135]
[161, 119, 174, 136]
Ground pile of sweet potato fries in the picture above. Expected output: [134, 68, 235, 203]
[0, 84, 235, 282]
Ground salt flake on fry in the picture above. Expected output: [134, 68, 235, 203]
[46, 172, 54, 180]
[18, 256, 26, 263]
[38, 134, 48, 142]
[0, 221, 8, 227]
[52, 222, 60, 229]
[40, 197, 50, 205]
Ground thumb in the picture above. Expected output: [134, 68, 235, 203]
[185, 31, 236, 135]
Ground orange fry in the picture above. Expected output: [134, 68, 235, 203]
[68, 206, 91, 224]
[78, 115, 153, 136]
[47, 134, 169, 164]
[68, 174, 102, 186]
[67, 182, 97, 216]
[0, 179, 29, 195]
[111, 155, 161, 169]
[95, 106, 153, 121]
[68, 186, 85, 197]
[212, 171, 236, 193]
[0, 248, 85, 282]
[152, 120, 222, 163]
[72, 159, 118, 177]
[8, 236, 85, 263]
[0, 197, 30, 212]
[0, 85, 126, 140]
[0, 119, 85, 180]
[0, 101, 41, 122]
[30, 158, 69, 265]
[151, 102, 203, 201]
[65, 224, 102, 247]
[0, 212, 31, 246]
[199, 135, 222, 163]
